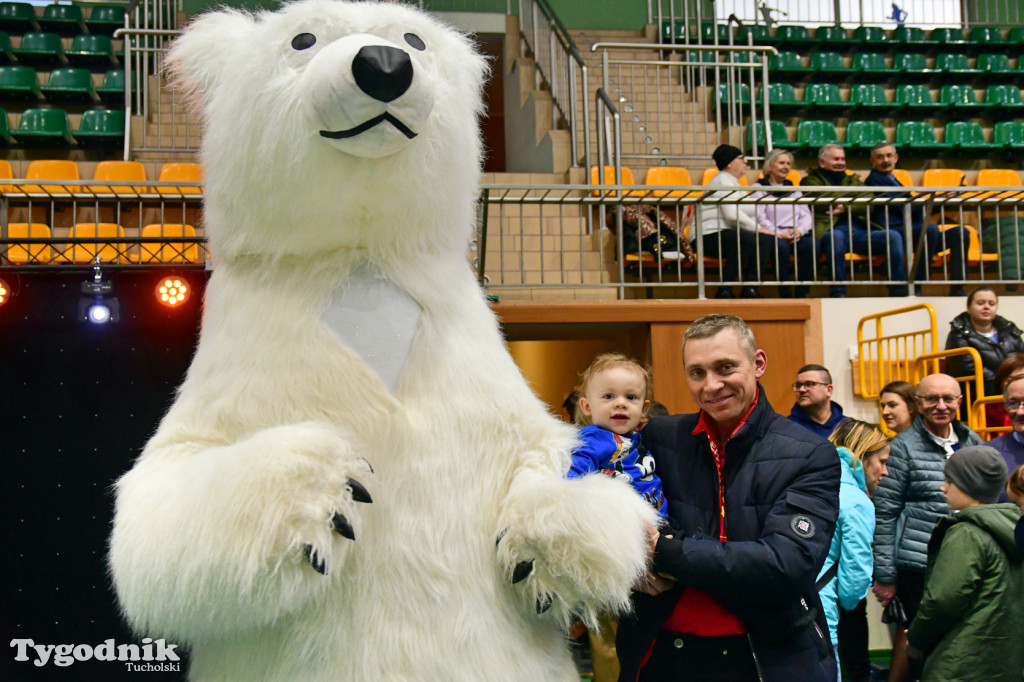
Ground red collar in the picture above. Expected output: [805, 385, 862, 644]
[692, 387, 760, 447]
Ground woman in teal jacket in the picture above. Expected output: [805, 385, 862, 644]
[819, 420, 891, 676]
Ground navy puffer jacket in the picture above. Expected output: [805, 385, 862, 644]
[872, 416, 982, 582]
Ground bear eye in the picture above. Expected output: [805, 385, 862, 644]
[291, 33, 316, 50]
[404, 33, 425, 51]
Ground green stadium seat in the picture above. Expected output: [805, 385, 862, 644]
[72, 107, 123, 145]
[698, 22, 729, 44]
[660, 20, 683, 44]
[984, 84, 1024, 113]
[930, 28, 965, 44]
[775, 25, 813, 47]
[944, 121, 994, 151]
[895, 121, 947, 152]
[729, 51, 760, 66]
[849, 83, 890, 112]
[853, 26, 886, 45]
[894, 84, 939, 112]
[939, 84, 984, 112]
[815, 25, 855, 46]
[38, 3, 84, 36]
[977, 53, 1012, 73]
[746, 119, 793, 151]
[795, 119, 838, 150]
[736, 24, 770, 44]
[768, 51, 808, 77]
[968, 27, 1005, 46]
[935, 53, 975, 73]
[0, 64, 40, 101]
[0, 105, 9, 143]
[851, 52, 891, 76]
[805, 82, 845, 111]
[12, 32, 65, 69]
[844, 120, 887, 150]
[86, 4, 126, 36]
[993, 121, 1024, 149]
[808, 51, 848, 78]
[0, 2, 37, 33]
[41, 67, 97, 105]
[1008, 28, 1024, 45]
[758, 82, 800, 112]
[892, 26, 928, 45]
[65, 34, 118, 68]
[96, 68, 130, 105]
[893, 52, 932, 75]
[11, 107, 73, 145]
[718, 82, 750, 105]
[0, 30, 13, 64]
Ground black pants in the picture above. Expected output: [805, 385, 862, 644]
[698, 230, 776, 284]
[639, 632, 760, 682]
[837, 598, 870, 681]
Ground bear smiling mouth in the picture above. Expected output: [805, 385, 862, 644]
[320, 112, 418, 140]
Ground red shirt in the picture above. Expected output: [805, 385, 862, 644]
[662, 389, 761, 636]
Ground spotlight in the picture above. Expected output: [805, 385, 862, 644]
[79, 262, 119, 324]
[156, 276, 190, 308]
[0, 278, 9, 306]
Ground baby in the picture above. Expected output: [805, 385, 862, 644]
[568, 353, 667, 517]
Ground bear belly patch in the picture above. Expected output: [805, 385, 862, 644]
[321, 262, 422, 392]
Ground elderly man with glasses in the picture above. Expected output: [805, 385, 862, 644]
[871, 373, 983, 678]
[788, 364, 846, 440]
[987, 373, 1024, 501]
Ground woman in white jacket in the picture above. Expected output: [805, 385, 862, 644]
[697, 145, 777, 298]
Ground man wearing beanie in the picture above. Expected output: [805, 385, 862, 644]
[698, 144, 776, 299]
[906, 446, 1024, 681]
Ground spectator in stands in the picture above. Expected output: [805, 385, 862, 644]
[821, 419, 890, 682]
[872, 373, 983, 682]
[990, 354, 1024, 427]
[617, 314, 840, 682]
[987, 374, 1024, 501]
[698, 144, 777, 299]
[1007, 464, 1024, 552]
[906, 446, 1022, 682]
[788, 364, 846, 439]
[803, 144, 907, 298]
[945, 287, 1024, 401]
[879, 381, 918, 435]
[751, 149, 816, 298]
[863, 143, 969, 297]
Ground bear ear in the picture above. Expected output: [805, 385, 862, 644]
[167, 9, 255, 101]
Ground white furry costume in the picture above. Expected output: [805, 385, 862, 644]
[108, 1, 657, 680]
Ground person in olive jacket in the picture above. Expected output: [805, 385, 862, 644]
[617, 314, 840, 682]
[907, 446, 1023, 682]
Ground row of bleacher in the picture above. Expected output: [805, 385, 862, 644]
[724, 83, 1024, 118]
[0, 66, 127, 106]
[0, 107, 123, 146]
[766, 51, 1021, 82]
[0, 158, 202, 195]
[0, 2, 126, 36]
[0, 31, 121, 69]
[5, 221, 200, 264]
[747, 119, 1024, 155]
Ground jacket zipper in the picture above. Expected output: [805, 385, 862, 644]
[746, 633, 766, 682]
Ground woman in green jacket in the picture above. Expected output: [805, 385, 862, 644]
[907, 446, 1024, 682]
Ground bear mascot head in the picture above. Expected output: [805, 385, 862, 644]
[109, 2, 658, 679]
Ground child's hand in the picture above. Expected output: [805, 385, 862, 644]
[635, 571, 675, 596]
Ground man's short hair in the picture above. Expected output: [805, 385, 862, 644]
[682, 314, 757, 362]
[797, 364, 832, 384]
[818, 143, 844, 161]
[870, 142, 896, 156]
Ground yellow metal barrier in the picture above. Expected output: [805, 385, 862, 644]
[912, 347, 986, 433]
[857, 303, 938, 401]
[971, 394, 1012, 442]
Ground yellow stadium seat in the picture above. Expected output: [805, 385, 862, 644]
[157, 162, 203, 195]
[61, 222, 125, 263]
[5, 222, 51, 263]
[136, 223, 199, 263]
[91, 160, 148, 196]
[643, 166, 694, 197]
[921, 168, 965, 189]
[24, 159, 80, 194]
[590, 165, 636, 196]
[975, 168, 1023, 198]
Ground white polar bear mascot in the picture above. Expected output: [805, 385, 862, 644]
[108, 1, 659, 679]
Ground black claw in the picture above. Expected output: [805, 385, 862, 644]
[332, 512, 355, 540]
[347, 478, 372, 504]
[536, 594, 553, 614]
[304, 544, 327, 575]
[359, 457, 374, 474]
[495, 528, 508, 547]
[512, 559, 534, 584]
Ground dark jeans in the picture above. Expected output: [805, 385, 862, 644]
[819, 222, 906, 295]
[837, 598, 870, 681]
[639, 632, 760, 682]
[774, 234, 817, 297]
[698, 229, 776, 284]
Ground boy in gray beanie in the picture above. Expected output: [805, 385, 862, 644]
[905, 446, 1023, 681]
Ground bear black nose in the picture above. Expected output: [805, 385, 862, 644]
[352, 45, 413, 103]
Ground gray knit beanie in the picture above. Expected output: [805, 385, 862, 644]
[944, 445, 1008, 505]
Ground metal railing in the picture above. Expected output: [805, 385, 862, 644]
[649, 0, 974, 29]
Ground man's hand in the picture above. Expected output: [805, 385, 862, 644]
[635, 571, 676, 596]
[873, 582, 896, 606]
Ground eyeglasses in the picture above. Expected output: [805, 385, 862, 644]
[1004, 399, 1024, 413]
[792, 381, 829, 391]
[916, 394, 962, 407]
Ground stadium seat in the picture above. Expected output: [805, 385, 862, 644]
[659, 20, 683, 44]
[758, 82, 799, 112]
[851, 52, 890, 77]
[96, 69, 131, 105]
[775, 25, 813, 47]
[40, 67, 97, 105]
[5, 222, 51, 263]
[643, 166, 694, 198]
[968, 27, 1005, 46]
[975, 169, 1023, 198]
[892, 52, 931, 75]
[137, 224, 199, 263]
[589, 165, 635, 196]
[895, 121, 946, 152]
[984, 85, 1024, 113]
[808, 51, 848, 79]
[701, 166, 748, 185]
[849, 83, 890, 112]
[0, 64, 40, 101]
[0, 2, 37, 33]
[805, 82, 845, 112]
[735, 23, 769, 44]
[921, 168, 966, 189]
[12, 107, 73, 146]
[935, 53, 976, 74]
[894, 84, 939, 112]
[768, 51, 808, 76]
[73, 108, 123, 145]
[977, 53, 1013, 77]
[939, 84, 984, 112]
[62, 222, 125, 263]
[746, 119, 793, 151]
[65, 34, 118, 68]
[930, 28, 966, 44]
[85, 4, 127, 36]
[38, 3, 84, 35]
[698, 22, 729, 44]
[0, 105, 8, 143]
[815, 25, 855, 46]
[90, 160, 147, 196]
[844, 120, 887, 150]
[0, 29, 13, 64]
[892, 26, 928, 45]
[0, 157, 11, 189]
[993, 121, 1024, 149]
[717, 82, 750, 106]
[891, 168, 913, 188]
[1008, 27, 1024, 45]
[944, 121, 994, 151]
[853, 26, 887, 44]
[12, 32, 65, 68]
[23, 158, 78, 193]
[795, 120, 839, 151]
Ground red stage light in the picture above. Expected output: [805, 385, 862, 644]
[156, 277, 190, 308]
[0, 278, 9, 306]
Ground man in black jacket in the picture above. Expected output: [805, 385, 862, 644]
[617, 314, 841, 682]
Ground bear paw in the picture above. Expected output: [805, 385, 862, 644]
[302, 476, 372, 575]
